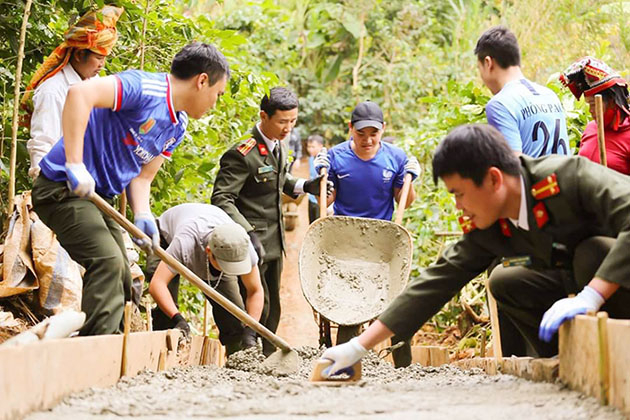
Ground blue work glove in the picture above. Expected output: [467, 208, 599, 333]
[313, 147, 330, 174]
[65, 162, 95, 197]
[320, 337, 368, 378]
[404, 156, 420, 181]
[538, 286, 605, 342]
[133, 212, 160, 254]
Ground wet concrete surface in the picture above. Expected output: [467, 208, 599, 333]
[27, 346, 623, 420]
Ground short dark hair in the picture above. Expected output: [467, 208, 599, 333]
[432, 124, 520, 186]
[307, 134, 324, 145]
[170, 42, 230, 85]
[260, 87, 298, 117]
[474, 26, 521, 69]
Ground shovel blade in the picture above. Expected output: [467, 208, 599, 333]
[260, 349, 300, 376]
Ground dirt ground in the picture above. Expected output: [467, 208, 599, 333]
[27, 347, 623, 419]
[275, 158, 319, 347]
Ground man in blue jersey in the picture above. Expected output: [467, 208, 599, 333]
[314, 101, 419, 366]
[475, 26, 570, 356]
[475, 26, 569, 157]
[32, 42, 230, 336]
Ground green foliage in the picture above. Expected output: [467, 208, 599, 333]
[1, 0, 628, 340]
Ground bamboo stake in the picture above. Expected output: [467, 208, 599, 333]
[121, 301, 133, 377]
[484, 277, 502, 360]
[597, 311, 610, 405]
[594, 94, 607, 167]
[139, 0, 151, 71]
[7, 0, 33, 217]
[203, 299, 208, 336]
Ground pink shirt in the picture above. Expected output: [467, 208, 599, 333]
[579, 118, 630, 175]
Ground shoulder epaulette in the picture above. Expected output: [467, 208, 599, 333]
[236, 138, 257, 156]
[530, 173, 560, 200]
[458, 216, 477, 234]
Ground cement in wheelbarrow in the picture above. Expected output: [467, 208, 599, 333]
[299, 216, 413, 326]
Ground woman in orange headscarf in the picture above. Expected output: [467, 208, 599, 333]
[23, 5, 123, 178]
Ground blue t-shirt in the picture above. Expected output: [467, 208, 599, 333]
[40, 70, 188, 198]
[328, 141, 406, 220]
[486, 78, 569, 157]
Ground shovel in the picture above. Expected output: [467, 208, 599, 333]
[88, 193, 300, 376]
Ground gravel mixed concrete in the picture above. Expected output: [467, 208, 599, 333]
[27, 346, 624, 420]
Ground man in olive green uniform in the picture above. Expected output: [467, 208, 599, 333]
[212, 87, 330, 355]
[317, 124, 630, 377]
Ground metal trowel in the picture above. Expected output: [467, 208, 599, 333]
[310, 359, 362, 385]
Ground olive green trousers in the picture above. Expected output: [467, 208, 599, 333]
[32, 176, 131, 336]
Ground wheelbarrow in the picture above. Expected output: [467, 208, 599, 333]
[299, 170, 414, 347]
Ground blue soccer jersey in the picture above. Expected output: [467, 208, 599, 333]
[40, 70, 188, 198]
[328, 140, 406, 220]
[486, 78, 569, 157]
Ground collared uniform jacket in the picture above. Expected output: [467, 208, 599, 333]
[211, 125, 298, 261]
[379, 154, 630, 338]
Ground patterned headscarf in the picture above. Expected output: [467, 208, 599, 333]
[21, 5, 123, 120]
[560, 57, 630, 130]
[560, 57, 627, 99]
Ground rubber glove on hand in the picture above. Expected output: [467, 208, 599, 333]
[538, 286, 604, 342]
[247, 231, 266, 263]
[133, 212, 160, 254]
[313, 147, 330, 173]
[404, 156, 420, 181]
[171, 313, 191, 337]
[65, 162, 95, 197]
[320, 337, 368, 378]
[303, 174, 334, 196]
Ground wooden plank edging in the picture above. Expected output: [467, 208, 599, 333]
[0, 332, 224, 420]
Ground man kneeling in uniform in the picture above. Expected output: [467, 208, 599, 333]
[317, 123, 630, 376]
[148, 203, 263, 355]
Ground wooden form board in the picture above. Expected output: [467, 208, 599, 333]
[452, 357, 558, 381]
[0, 334, 123, 420]
[0, 332, 224, 420]
[604, 319, 630, 415]
[411, 345, 449, 367]
[559, 314, 630, 415]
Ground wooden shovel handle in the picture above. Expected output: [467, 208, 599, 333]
[394, 173, 413, 225]
[319, 167, 328, 220]
[595, 94, 608, 167]
[88, 193, 293, 353]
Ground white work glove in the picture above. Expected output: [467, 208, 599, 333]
[133, 212, 160, 254]
[404, 156, 420, 181]
[313, 147, 330, 174]
[320, 337, 368, 378]
[65, 162, 95, 197]
[538, 286, 605, 342]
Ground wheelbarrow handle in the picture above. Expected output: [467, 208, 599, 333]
[319, 167, 328, 220]
[88, 192, 293, 353]
[394, 173, 413, 225]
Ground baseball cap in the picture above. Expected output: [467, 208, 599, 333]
[351, 101, 384, 130]
[208, 223, 251, 276]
